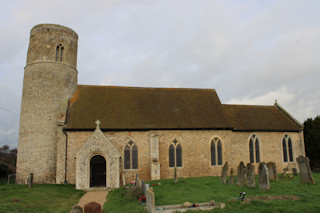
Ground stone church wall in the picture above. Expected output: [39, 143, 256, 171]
[58, 129, 303, 185]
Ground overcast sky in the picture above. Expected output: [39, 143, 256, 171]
[1, 0, 319, 148]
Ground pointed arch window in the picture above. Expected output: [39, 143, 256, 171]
[249, 135, 260, 163]
[55, 44, 64, 62]
[211, 137, 223, 166]
[124, 140, 138, 169]
[283, 135, 294, 162]
[169, 139, 182, 167]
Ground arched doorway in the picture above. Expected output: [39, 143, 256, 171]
[90, 155, 106, 187]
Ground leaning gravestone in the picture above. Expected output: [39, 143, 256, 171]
[146, 187, 155, 213]
[228, 168, 234, 185]
[84, 202, 101, 213]
[258, 163, 270, 190]
[220, 162, 229, 183]
[267, 162, 278, 181]
[246, 163, 255, 188]
[296, 155, 315, 184]
[237, 162, 246, 187]
[281, 168, 288, 178]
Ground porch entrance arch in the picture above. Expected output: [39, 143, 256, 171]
[90, 155, 106, 187]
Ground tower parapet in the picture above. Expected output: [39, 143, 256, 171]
[17, 24, 78, 184]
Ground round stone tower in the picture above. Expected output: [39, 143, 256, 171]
[16, 24, 78, 184]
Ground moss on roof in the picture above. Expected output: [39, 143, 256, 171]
[223, 104, 302, 131]
[64, 85, 301, 132]
[64, 85, 232, 130]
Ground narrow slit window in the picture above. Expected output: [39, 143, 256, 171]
[169, 144, 175, 167]
[217, 140, 223, 165]
[124, 145, 130, 169]
[211, 140, 216, 166]
[176, 144, 182, 167]
[288, 137, 293, 162]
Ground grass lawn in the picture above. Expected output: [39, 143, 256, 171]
[104, 173, 320, 213]
[0, 180, 85, 213]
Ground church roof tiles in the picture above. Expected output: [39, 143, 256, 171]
[64, 85, 302, 132]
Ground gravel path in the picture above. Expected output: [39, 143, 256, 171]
[74, 190, 109, 210]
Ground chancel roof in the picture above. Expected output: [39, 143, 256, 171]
[64, 85, 302, 132]
[223, 104, 302, 131]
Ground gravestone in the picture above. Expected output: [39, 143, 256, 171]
[84, 202, 101, 213]
[135, 173, 141, 188]
[292, 168, 298, 176]
[141, 180, 145, 190]
[258, 163, 270, 190]
[237, 162, 246, 187]
[174, 167, 178, 183]
[246, 163, 255, 188]
[228, 168, 234, 185]
[146, 187, 155, 213]
[71, 206, 83, 213]
[143, 184, 150, 195]
[267, 162, 278, 181]
[296, 155, 315, 184]
[28, 173, 33, 188]
[220, 162, 229, 183]
[281, 168, 288, 178]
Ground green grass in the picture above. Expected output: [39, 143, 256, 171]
[104, 173, 320, 213]
[0, 183, 85, 213]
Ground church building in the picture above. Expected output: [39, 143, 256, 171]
[16, 24, 304, 190]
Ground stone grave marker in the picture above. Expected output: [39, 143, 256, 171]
[258, 163, 270, 190]
[146, 187, 155, 213]
[84, 201, 101, 213]
[228, 168, 234, 185]
[246, 163, 255, 188]
[71, 206, 83, 213]
[296, 155, 315, 184]
[292, 168, 298, 176]
[28, 173, 33, 188]
[281, 168, 288, 178]
[237, 162, 246, 187]
[220, 162, 229, 183]
[267, 162, 278, 181]
[141, 180, 145, 190]
[135, 173, 141, 188]
[174, 167, 178, 183]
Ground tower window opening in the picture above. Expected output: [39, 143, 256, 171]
[55, 44, 64, 62]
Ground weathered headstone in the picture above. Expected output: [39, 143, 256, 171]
[237, 162, 246, 187]
[220, 162, 229, 183]
[281, 168, 288, 178]
[246, 163, 255, 188]
[174, 167, 178, 183]
[258, 163, 270, 190]
[228, 168, 234, 185]
[135, 173, 141, 188]
[28, 173, 33, 188]
[71, 206, 83, 213]
[146, 187, 155, 213]
[296, 155, 315, 184]
[84, 202, 101, 213]
[143, 184, 150, 195]
[141, 180, 145, 190]
[292, 168, 298, 176]
[267, 162, 278, 181]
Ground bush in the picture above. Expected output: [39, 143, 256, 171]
[126, 186, 144, 199]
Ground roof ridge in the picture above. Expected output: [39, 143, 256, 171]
[76, 84, 216, 91]
[223, 104, 274, 107]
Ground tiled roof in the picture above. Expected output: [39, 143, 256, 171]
[223, 104, 302, 131]
[64, 85, 232, 130]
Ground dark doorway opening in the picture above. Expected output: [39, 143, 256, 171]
[90, 155, 106, 187]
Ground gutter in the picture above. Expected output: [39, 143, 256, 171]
[62, 130, 68, 184]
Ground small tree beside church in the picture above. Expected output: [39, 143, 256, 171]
[304, 115, 320, 170]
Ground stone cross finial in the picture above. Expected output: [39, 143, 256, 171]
[95, 120, 101, 129]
